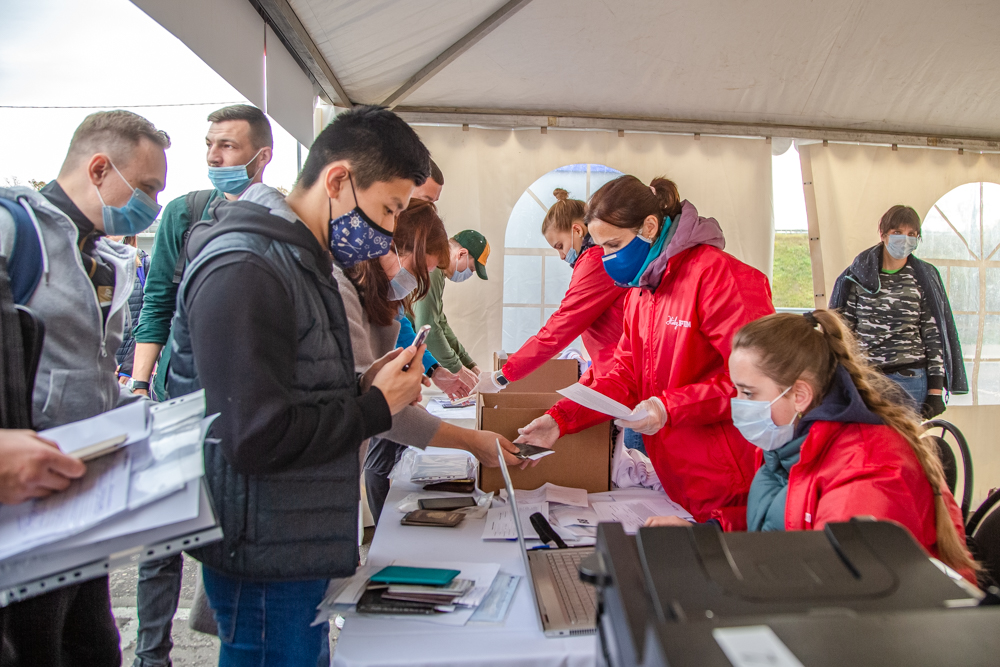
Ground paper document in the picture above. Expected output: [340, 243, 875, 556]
[426, 397, 477, 420]
[550, 504, 600, 528]
[482, 502, 549, 540]
[556, 383, 647, 421]
[40, 400, 149, 456]
[713, 626, 805, 667]
[500, 482, 588, 508]
[592, 497, 692, 534]
[0, 450, 131, 560]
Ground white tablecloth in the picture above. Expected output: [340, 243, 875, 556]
[332, 478, 598, 667]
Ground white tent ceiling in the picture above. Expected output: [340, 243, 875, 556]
[280, 0, 1000, 145]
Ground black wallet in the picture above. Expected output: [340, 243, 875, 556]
[400, 509, 465, 527]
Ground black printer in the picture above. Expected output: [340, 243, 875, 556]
[582, 520, 998, 667]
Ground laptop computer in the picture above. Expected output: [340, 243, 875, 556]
[496, 440, 597, 637]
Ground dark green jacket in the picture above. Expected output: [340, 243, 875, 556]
[410, 268, 476, 373]
[133, 189, 222, 398]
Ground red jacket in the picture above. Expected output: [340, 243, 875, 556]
[501, 245, 627, 385]
[714, 421, 969, 570]
[548, 205, 774, 521]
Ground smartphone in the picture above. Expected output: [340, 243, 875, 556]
[418, 496, 477, 511]
[412, 324, 431, 348]
[515, 443, 556, 460]
[402, 325, 433, 372]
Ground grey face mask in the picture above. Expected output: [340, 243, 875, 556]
[388, 252, 418, 301]
[886, 234, 919, 260]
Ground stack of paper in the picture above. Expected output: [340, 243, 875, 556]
[0, 391, 221, 603]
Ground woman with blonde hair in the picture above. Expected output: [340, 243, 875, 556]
[474, 189, 628, 415]
[651, 310, 975, 580]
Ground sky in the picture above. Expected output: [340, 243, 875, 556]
[0, 0, 304, 208]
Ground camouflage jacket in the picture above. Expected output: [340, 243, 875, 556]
[830, 244, 968, 395]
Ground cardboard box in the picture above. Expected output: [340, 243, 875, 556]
[477, 392, 612, 493]
[493, 351, 579, 394]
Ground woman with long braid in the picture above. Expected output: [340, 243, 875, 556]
[647, 310, 976, 580]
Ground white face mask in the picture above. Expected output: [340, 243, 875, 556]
[450, 255, 473, 283]
[730, 386, 796, 452]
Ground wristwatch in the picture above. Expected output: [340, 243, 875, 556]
[425, 363, 440, 380]
[494, 371, 509, 387]
[128, 379, 150, 392]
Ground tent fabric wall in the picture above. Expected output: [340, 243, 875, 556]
[265, 24, 315, 146]
[801, 142, 1000, 301]
[414, 125, 773, 370]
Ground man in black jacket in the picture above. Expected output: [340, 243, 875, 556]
[168, 106, 436, 665]
[829, 204, 968, 418]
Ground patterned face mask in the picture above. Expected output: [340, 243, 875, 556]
[328, 172, 393, 268]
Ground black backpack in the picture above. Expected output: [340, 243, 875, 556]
[171, 189, 216, 284]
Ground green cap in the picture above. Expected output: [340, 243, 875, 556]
[453, 229, 490, 280]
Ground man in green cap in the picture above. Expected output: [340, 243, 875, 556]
[411, 229, 490, 390]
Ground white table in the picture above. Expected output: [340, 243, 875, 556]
[332, 478, 598, 667]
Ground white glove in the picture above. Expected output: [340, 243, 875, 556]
[473, 370, 506, 394]
[614, 397, 667, 436]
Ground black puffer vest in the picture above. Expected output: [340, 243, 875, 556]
[170, 208, 360, 580]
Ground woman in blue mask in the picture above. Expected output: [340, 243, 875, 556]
[515, 176, 774, 521]
[829, 205, 966, 419]
[474, 189, 629, 418]
[648, 310, 976, 582]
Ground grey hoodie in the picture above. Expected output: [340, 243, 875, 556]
[0, 186, 136, 429]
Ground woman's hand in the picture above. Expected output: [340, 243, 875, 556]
[644, 515, 692, 528]
[430, 366, 473, 400]
[513, 414, 560, 449]
[614, 397, 668, 436]
[371, 345, 427, 415]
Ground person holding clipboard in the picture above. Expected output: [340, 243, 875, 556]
[515, 176, 774, 522]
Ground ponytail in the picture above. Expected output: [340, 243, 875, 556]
[541, 188, 586, 235]
[734, 310, 978, 575]
[585, 175, 683, 242]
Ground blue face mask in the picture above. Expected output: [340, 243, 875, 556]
[730, 386, 795, 452]
[886, 234, 919, 260]
[328, 173, 393, 268]
[602, 234, 651, 284]
[95, 162, 161, 236]
[208, 148, 264, 196]
[564, 247, 578, 266]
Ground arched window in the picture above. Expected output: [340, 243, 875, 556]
[920, 182, 1000, 405]
[502, 163, 623, 352]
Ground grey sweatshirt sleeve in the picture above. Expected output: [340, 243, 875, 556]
[377, 405, 442, 449]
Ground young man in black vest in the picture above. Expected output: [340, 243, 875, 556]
[167, 105, 435, 665]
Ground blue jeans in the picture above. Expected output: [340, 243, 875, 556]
[886, 368, 928, 408]
[202, 566, 330, 667]
[623, 428, 647, 456]
[133, 555, 184, 667]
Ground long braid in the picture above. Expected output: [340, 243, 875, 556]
[810, 310, 978, 574]
[734, 310, 977, 574]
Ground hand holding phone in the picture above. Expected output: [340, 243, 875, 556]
[402, 325, 431, 372]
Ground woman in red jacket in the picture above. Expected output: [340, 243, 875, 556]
[516, 176, 774, 520]
[655, 310, 976, 578]
[475, 189, 627, 387]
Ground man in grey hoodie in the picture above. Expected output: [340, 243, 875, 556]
[0, 109, 169, 666]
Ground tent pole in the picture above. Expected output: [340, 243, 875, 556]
[251, 0, 353, 107]
[798, 146, 828, 310]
